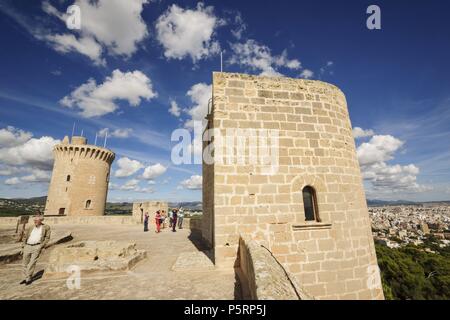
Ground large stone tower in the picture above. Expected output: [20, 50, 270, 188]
[202, 72, 384, 300]
[44, 136, 115, 216]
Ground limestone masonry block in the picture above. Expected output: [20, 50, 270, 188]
[45, 240, 146, 277]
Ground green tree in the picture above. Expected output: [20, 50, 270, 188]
[376, 243, 450, 300]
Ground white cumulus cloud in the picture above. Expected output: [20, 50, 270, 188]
[362, 162, 430, 193]
[5, 177, 20, 185]
[356, 135, 404, 166]
[110, 178, 154, 193]
[42, 0, 149, 64]
[184, 83, 212, 129]
[181, 83, 211, 158]
[60, 69, 157, 118]
[142, 163, 167, 180]
[114, 157, 144, 178]
[353, 127, 375, 139]
[98, 128, 133, 139]
[0, 134, 59, 170]
[0, 126, 33, 148]
[0, 165, 22, 176]
[356, 130, 430, 193]
[169, 99, 181, 117]
[180, 175, 202, 190]
[45, 34, 106, 66]
[0, 126, 59, 187]
[119, 179, 140, 190]
[20, 169, 52, 183]
[155, 3, 222, 62]
[300, 69, 314, 79]
[229, 39, 302, 77]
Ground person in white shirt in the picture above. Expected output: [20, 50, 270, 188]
[169, 210, 174, 228]
[177, 208, 184, 229]
[21, 214, 51, 285]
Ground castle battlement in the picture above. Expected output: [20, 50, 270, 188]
[53, 143, 115, 164]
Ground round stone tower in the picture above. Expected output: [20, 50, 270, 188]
[44, 135, 115, 216]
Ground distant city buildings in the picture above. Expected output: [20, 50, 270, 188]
[369, 205, 450, 249]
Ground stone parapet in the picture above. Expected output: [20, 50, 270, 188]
[0, 215, 139, 226]
[237, 235, 312, 300]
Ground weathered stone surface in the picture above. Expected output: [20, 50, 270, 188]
[0, 224, 238, 300]
[172, 251, 214, 271]
[237, 236, 312, 300]
[132, 201, 168, 223]
[0, 244, 22, 264]
[45, 240, 146, 277]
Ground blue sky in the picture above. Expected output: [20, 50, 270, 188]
[0, 0, 449, 202]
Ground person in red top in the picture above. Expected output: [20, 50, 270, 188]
[155, 210, 162, 233]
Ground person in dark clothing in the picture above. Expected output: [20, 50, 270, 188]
[172, 209, 178, 232]
[143, 212, 149, 232]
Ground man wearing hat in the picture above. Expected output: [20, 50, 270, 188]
[21, 214, 51, 285]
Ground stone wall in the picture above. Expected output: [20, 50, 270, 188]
[132, 201, 168, 223]
[204, 72, 384, 300]
[0, 216, 203, 229]
[202, 134, 215, 248]
[0, 216, 139, 226]
[186, 217, 202, 231]
[237, 236, 312, 300]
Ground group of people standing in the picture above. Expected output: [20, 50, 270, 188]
[143, 208, 184, 233]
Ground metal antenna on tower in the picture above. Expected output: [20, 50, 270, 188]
[71, 122, 76, 138]
[80, 129, 84, 137]
[103, 130, 108, 148]
[220, 51, 223, 72]
[94, 132, 98, 146]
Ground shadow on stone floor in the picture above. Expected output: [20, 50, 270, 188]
[187, 230, 214, 264]
[186, 230, 244, 301]
[31, 269, 45, 282]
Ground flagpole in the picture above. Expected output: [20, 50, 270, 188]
[71, 122, 76, 138]
[103, 131, 108, 148]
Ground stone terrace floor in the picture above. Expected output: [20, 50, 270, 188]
[0, 224, 240, 300]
